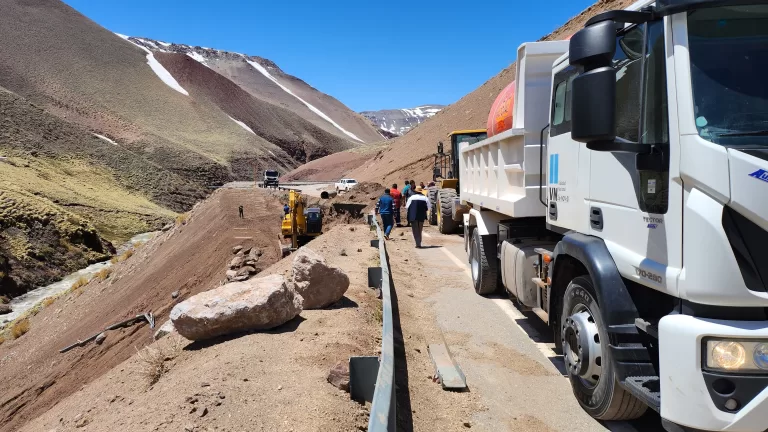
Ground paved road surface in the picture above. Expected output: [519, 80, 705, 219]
[388, 224, 662, 431]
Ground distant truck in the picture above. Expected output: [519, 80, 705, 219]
[335, 178, 357, 193]
[263, 170, 279, 188]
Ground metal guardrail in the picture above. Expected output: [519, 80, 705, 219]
[367, 213, 396, 431]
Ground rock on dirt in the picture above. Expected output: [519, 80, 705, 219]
[94, 333, 106, 345]
[153, 320, 176, 340]
[232, 246, 243, 254]
[0, 304, 12, 315]
[169, 274, 303, 341]
[229, 256, 244, 269]
[292, 247, 350, 309]
[327, 361, 350, 392]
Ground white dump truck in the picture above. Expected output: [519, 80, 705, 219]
[450, 1, 768, 430]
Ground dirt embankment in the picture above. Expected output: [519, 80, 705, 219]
[345, 0, 637, 187]
[0, 188, 283, 431]
[281, 147, 383, 182]
[15, 223, 381, 432]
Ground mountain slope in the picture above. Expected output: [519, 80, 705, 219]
[348, 0, 637, 186]
[128, 37, 384, 144]
[154, 52, 354, 164]
[361, 105, 444, 136]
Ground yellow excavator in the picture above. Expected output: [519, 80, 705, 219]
[428, 129, 487, 233]
[281, 189, 323, 250]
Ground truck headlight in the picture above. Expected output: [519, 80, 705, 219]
[705, 339, 768, 372]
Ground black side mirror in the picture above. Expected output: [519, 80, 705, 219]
[571, 67, 617, 145]
[437, 141, 444, 154]
[569, 20, 616, 69]
[569, 20, 621, 151]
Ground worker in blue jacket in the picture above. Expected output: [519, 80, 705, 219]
[375, 188, 396, 240]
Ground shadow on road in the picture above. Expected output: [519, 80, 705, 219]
[387, 248, 414, 432]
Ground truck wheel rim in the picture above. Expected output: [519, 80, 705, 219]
[562, 304, 602, 387]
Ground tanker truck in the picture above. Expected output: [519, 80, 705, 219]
[447, 1, 768, 430]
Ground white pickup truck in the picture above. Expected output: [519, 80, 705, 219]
[335, 178, 357, 193]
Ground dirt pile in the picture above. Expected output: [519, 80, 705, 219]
[315, 182, 386, 229]
[345, 0, 637, 186]
[18, 224, 380, 432]
[0, 188, 283, 431]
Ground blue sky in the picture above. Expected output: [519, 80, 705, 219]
[63, 0, 593, 112]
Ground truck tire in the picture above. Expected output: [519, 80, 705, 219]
[428, 188, 438, 225]
[469, 229, 499, 295]
[437, 189, 458, 234]
[561, 276, 647, 421]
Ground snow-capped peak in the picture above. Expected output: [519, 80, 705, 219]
[361, 104, 445, 137]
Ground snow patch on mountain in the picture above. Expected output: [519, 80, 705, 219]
[245, 60, 363, 143]
[228, 116, 256, 135]
[361, 105, 444, 136]
[92, 133, 118, 145]
[117, 33, 189, 96]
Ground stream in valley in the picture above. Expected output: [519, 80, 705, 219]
[1, 231, 157, 326]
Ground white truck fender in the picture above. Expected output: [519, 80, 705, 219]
[467, 208, 506, 236]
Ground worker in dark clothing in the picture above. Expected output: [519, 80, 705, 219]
[375, 188, 396, 240]
[402, 180, 417, 227]
[283, 204, 290, 215]
[238, 205, 244, 219]
[405, 186, 431, 248]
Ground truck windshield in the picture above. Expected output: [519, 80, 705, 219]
[688, 5, 768, 148]
[265, 170, 279, 177]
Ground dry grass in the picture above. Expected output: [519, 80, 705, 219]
[70, 276, 89, 291]
[135, 335, 186, 387]
[95, 267, 112, 281]
[41, 296, 56, 307]
[121, 249, 133, 261]
[10, 318, 30, 339]
[175, 213, 189, 226]
[0, 334, 5, 346]
[110, 256, 119, 264]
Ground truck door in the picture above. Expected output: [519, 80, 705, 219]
[586, 20, 681, 296]
[547, 65, 590, 234]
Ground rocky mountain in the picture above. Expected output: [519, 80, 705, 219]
[126, 37, 384, 144]
[361, 105, 444, 136]
[0, 0, 378, 297]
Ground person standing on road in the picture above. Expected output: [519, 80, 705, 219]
[390, 183, 402, 227]
[375, 188, 395, 240]
[238, 205, 244, 219]
[401, 180, 412, 227]
[405, 186, 431, 248]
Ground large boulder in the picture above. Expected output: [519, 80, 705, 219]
[170, 275, 303, 341]
[0, 304, 11, 315]
[292, 248, 349, 309]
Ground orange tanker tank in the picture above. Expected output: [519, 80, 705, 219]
[486, 81, 515, 138]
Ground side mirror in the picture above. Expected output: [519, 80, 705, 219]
[571, 67, 617, 145]
[437, 141, 444, 154]
[569, 20, 617, 69]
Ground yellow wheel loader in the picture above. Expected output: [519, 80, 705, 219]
[429, 130, 487, 234]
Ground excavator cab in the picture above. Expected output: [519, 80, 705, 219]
[281, 190, 322, 251]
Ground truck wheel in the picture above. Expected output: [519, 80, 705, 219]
[428, 188, 438, 225]
[561, 276, 647, 420]
[469, 229, 499, 295]
[437, 189, 458, 234]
